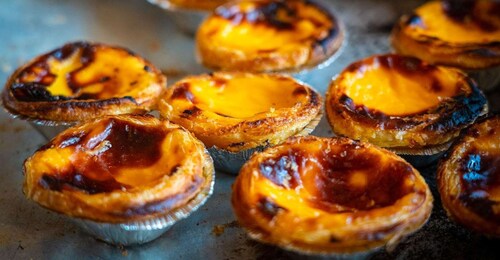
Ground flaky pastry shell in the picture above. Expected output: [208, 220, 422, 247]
[232, 136, 433, 255]
[2, 41, 166, 124]
[196, 0, 344, 72]
[437, 114, 500, 237]
[23, 114, 213, 223]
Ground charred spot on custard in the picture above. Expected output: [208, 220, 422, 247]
[171, 82, 195, 102]
[308, 145, 416, 211]
[458, 148, 500, 223]
[338, 94, 422, 130]
[39, 172, 129, 195]
[181, 107, 202, 118]
[292, 86, 308, 97]
[258, 197, 287, 219]
[259, 149, 303, 189]
[11, 82, 69, 102]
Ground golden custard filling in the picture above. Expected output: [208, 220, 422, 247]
[185, 75, 305, 119]
[339, 55, 459, 116]
[405, 0, 500, 44]
[15, 42, 161, 102]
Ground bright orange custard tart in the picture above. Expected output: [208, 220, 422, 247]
[326, 54, 488, 154]
[160, 72, 322, 152]
[232, 136, 433, 255]
[196, 0, 344, 72]
[2, 42, 165, 124]
[438, 114, 500, 236]
[391, 0, 500, 70]
[23, 114, 213, 224]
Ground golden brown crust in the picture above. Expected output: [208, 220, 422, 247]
[23, 115, 211, 223]
[196, 0, 344, 72]
[437, 114, 500, 236]
[2, 41, 166, 124]
[159, 72, 322, 152]
[325, 54, 487, 150]
[232, 136, 433, 254]
[391, 0, 500, 70]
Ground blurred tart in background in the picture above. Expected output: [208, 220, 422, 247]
[391, 0, 500, 91]
[196, 0, 344, 72]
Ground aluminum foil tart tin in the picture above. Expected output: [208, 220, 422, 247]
[69, 152, 215, 246]
[147, 0, 208, 36]
[209, 111, 323, 174]
[466, 66, 500, 93]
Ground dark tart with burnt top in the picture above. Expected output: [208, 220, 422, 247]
[2, 42, 165, 124]
[391, 0, 500, 90]
[326, 54, 487, 155]
[23, 115, 214, 244]
[438, 115, 500, 236]
[232, 136, 433, 255]
[196, 0, 343, 72]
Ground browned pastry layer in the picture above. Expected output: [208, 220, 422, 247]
[391, 0, 500, 70]
[2, 42, 166, 124]
[160, 72, 322, 152]
[232, 136, 433, 254]
[196, 0, 343, 72]
[24, 115, 211, 223]
[326, 54, 487, 150]
[438, 114, 500, 236]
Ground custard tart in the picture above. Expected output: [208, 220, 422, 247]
[2, 41, 166, 124]
[438, 114, 500, 237]
[326, 54, 488, 155]
[232, 136, 433, 255]
[159, 72, 322, 173]
[196, 0, 344, 72]
[23, 115, 214, 244]
[391, 0, 500, 90]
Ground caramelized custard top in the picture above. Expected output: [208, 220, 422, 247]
[200, 0, 338, 55]
[255, 138, 420, 213]
[33, 116, 189, 194]
[168, 73, 312, 119]
[457, 116, 500, 222]
[10, 42, 161, 103]
[405, 0, 500, 44]
[336, 55, 462, 117]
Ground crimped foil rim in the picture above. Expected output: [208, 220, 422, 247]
[120, 150, 215, 231]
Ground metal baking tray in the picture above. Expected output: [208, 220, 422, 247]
[0, 0, 498, 259]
